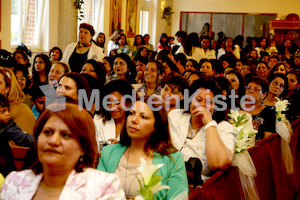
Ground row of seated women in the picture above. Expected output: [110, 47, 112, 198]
[107, 30, 154, 58]
[173, 32, 299, 61]
[0, 23, 298, 199]
[0, 69, 295, 199]
[7, 36, 300, 141]
[0, 76, 235, 199]
[105, 28, 300, 69]
[0, 60, 296, 198]
[2, 25, 300, 149]
[3, 28, 300, 154]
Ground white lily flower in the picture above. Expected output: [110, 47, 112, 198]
[135, 195, 145, 200]
[137, 158, 164, 185]
[236, 142, 246, 153]
[151, 181, 170, 194]
[229, 110, 257, 154]
[276, 112, 286, 121]
[274, 98, 290, 112]
[234, 126, 244, 135]
[236, 136, 255, 152]
[228, 109, 240, 123]
[242, 122, 257, 136]
[237, 131, 248, 141]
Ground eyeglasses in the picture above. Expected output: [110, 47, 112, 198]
[271, 81, 284, 88]
[245, 86, 262, 92]
[16, 77, 26, 81]
[107, 99, 121, 105]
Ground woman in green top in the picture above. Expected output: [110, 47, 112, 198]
[98, 97, 188, 199]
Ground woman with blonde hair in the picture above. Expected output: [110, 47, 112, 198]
[107, 29, 124, 56]
[48, 61, 69, 86]
[0, 68, 35, 134]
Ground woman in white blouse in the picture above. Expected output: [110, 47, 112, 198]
[217, 37, 240, 60]
[168, 78, 236, 181]
[176, 32, 203, 62]
[93, 79, 136, 151]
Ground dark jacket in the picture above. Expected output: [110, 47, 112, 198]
[0, 119, 34, 176]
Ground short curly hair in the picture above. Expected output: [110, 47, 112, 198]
[79, 23, 95, 36]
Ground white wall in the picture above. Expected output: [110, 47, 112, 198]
[2, 0, 300, 52]
[48, 0, 59, 50]
[57, 0, 77, 52]
[154, 0, 173, 47]
[171, 0, 300, 36]
[0, 0, 12, 50]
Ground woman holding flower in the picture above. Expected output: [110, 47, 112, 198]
[98, 97, 188, 199]
[263, 73, 288, 107]
[242, 76, 276, 140]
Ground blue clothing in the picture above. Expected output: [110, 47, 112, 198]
[31, 105, 40, 120]
[97, 143, 188, 200]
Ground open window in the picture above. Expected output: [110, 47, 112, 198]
[11, 0, 45, 48]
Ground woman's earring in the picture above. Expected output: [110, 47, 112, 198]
[80, 156, 83, 162]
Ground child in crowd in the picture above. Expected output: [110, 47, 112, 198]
[267, 39, 278, 55]
[31, 83, 46, 120]
[0, 94, 34, 176]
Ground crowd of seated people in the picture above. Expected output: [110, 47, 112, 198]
[0, 22, 299, 199]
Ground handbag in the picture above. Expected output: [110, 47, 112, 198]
[185, 157, 203, 188]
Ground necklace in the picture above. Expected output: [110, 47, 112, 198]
[40, 182, 64, 192]
[98, 125, 106, 142]
[180, 119, 201, 152]
[188, 119, 202, 139]
[124, 147, 148, 198]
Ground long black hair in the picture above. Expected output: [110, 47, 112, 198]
[120, 96, 177, 156]
[183, 32, 200, 56]
[32, 53, 51, 85]
[113, 53, 137, 83]
[99, 79, 135, 122]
